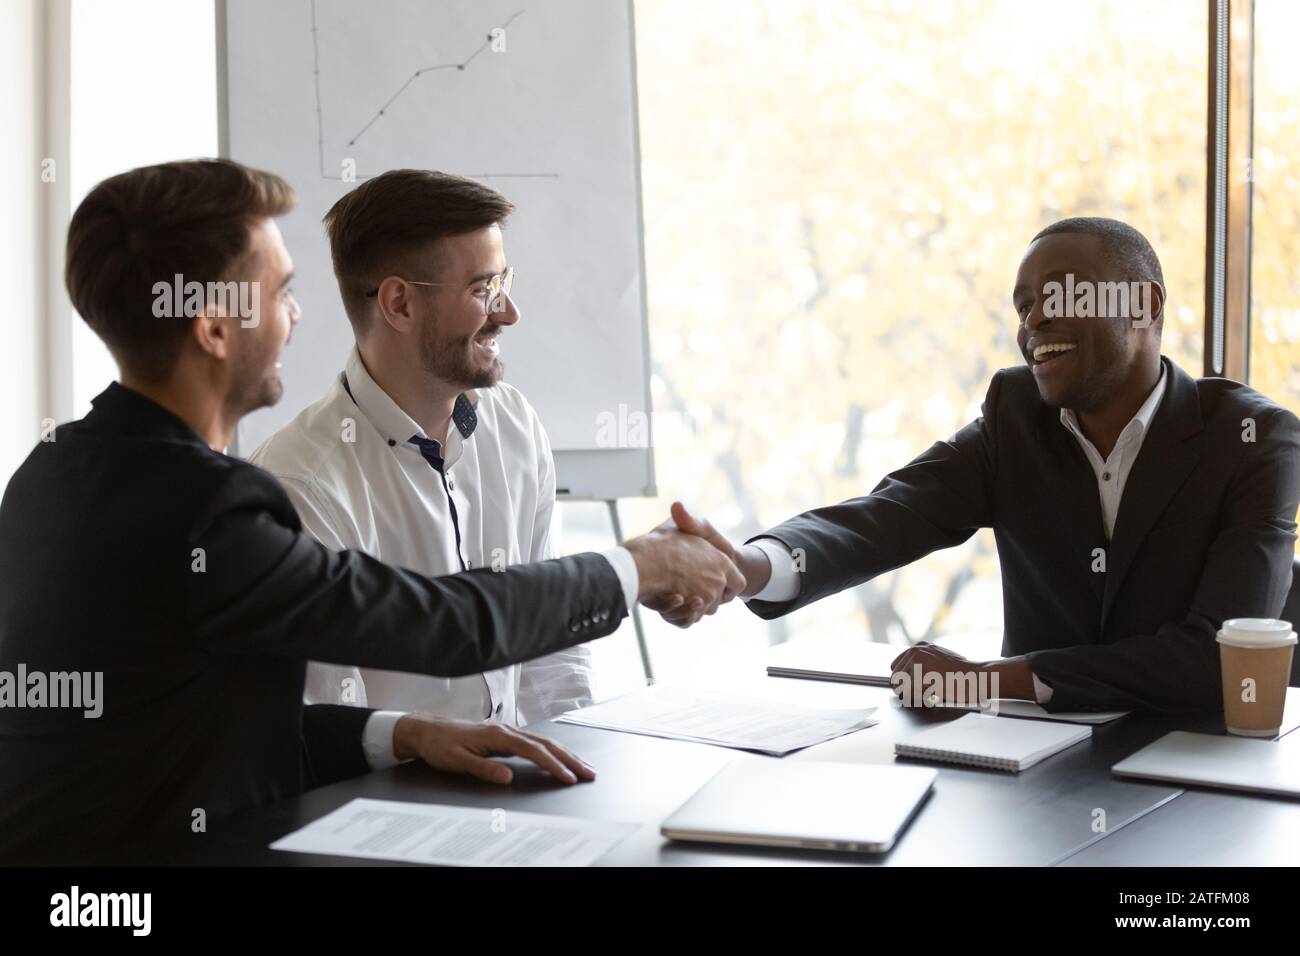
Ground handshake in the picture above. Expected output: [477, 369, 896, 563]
[624, 502, 772, 628]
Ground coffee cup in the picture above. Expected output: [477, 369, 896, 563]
[1216, 618, 1296, 737]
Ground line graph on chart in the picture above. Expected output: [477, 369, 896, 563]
[307, 0, 560, 183]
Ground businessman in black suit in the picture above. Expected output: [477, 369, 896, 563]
[0, 160, 742, 862]
[657, 218, 1300, 714]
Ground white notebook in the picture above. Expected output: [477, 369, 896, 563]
[895, 713, 1092, 772]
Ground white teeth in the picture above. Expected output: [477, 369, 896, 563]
[1033, 343, 1077, 361]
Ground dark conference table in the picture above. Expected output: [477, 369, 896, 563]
[137, 641, 1300, 868]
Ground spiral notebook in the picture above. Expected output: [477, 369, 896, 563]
[895, 713, 1092, 772]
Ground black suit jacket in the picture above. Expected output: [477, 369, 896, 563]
[0, 383, 626, 861]
[747, 357, 1300, 713]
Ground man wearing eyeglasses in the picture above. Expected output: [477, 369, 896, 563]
[250, 170, 609, 768]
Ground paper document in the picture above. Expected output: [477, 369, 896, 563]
[270, 798, 637, 867]
[945, 699, 1129, 725]
[558, 686, 875, 755]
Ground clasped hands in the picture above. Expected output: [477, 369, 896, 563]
[625, 501, 772, 628]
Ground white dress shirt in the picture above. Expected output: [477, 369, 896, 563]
[1058, 365, 1167, 540]
[748, 366, 1169, 704]
[250, 347, 637, 767]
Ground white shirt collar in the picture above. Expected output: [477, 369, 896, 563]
[343, 347, 423, 444]
[1059, 362, 1167, 451]
[342, 346, 480, 463]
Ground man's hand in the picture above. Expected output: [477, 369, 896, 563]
[392, 714, 596, 785]
[888, 642, 1037, 706]
[624, 501, 746, 628]
[643, 503, 776, 626]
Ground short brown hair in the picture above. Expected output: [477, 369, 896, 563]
[65, 159, 296, 382]
[323, 169, 514, 329]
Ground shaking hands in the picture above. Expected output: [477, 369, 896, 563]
[625, 501, 772, 628]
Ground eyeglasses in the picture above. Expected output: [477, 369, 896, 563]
[364, 267, 515, 314]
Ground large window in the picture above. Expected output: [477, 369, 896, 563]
[1250, 0, 1300, 416]
[576, 0, 1209, 698]
[68, 0, 217, 417]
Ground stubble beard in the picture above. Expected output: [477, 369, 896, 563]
[420, 321, 503, 390]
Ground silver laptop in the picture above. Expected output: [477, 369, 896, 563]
[1112, 730, 1300, 798]
[661, 759, 937, 853]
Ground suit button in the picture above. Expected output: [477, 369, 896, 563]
[569, 619, 581, 632]
[448, 479, 455, 490]
[582, 617, 591, 628]
[495, 702, 503, 715]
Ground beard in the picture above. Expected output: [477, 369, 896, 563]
[419, 319, 503, 389]
[226, 336, 284, 421]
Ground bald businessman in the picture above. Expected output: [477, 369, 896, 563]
[659, 218, 1299, 714]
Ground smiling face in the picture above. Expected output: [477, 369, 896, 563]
[415, 224, 519, 389]
[1012, 232, 1160, 411]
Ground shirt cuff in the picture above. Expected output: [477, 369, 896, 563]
[600, 546, 639, 612]
[1031, 673, 1054, 704]
[362, 710, 408, 771]
[745, 537, 801, 603]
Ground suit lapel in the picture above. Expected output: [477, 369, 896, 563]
[1099, 357, 1204, 630]
[1037, 403, 1108, 606]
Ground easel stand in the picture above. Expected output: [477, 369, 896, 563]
[605, 498, 654, 684]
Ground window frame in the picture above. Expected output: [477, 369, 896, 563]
[1206, 0, 1255, 382]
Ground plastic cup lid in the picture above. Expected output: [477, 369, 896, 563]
[1216, 618, 1298, 649]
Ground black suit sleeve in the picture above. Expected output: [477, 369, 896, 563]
[301, 704, 376, 787]
[745, 372, 1001, 619]
[183, 469, 628, 677]
[1028, 407, 1300, 713]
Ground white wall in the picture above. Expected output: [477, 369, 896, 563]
[0, 0, 49, 489]
[68, 0, 217, 416]
[0, 0, 218, 493]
